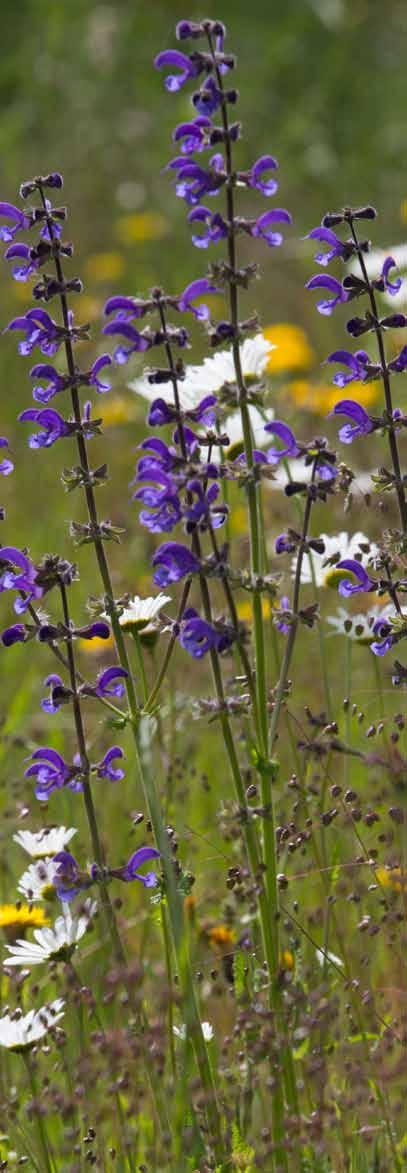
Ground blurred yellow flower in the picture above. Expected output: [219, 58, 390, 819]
[206, 924, 236, 949]
[228, 505, 247, 536]
[288, 379, 378, 414]
[375, 867, 407, 893]
[85, 252, 125, 283]
[115, 212, 169, 245]
[263, 323, 315, 373]
[101, 396, 135, 427]
[76, 294, 103, 323]
[280, 949, 294, 971]
[0, 905, 50, 940]
[79, 634, 115, 655]
[400, 199, 407, 224]
[237, 597, 272, 623]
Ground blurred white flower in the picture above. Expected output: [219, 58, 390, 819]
[13, 826, 77, 859]
[130, 333, 274, 409]
[4, 902, 96, 968]
[173, 1020, 214, 1042]
[326, 603, 393, 642]
[358, 244, 407, 308]
[0, 999, 65, 1051]
[18, 859, 59, 903]
[293, 531, 378, 588]
[104, 593, 171, 634]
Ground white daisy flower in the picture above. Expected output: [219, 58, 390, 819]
[13, 826, 77, 860]
[293, 531, 378, 588]
[263, 459, 373, 495]
[104, 593, 171, 634]
[130, 333, 274, 410]
[173, 1020, 213, 1042]
[17, 859, 59, 903]
[316, 948, 343, 969]
[4, 902, 97, 968]
[360, 244, 407, 308]
[326, 603, 394, 642]
[0, 999, 65, 1051]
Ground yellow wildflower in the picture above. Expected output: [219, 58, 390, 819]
[288, 379, 378, 414]
[101, 396, 135, 427]
[375, 867, 407, 893]
[115, 211, 169, 245]
[263, 324, 314, 373]
[0, 904, 50, 942]
[85, 252, 125, 283]
[400, 199, 407, 225]
[79, 634, 115, 655]
[206, 924, 236, 949]
[279, 949, 294, 971]
[237, 597, 272, 623]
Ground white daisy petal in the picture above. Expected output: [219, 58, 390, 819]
[0, 1000, 65, 1051]
[17, 858, 59, 903]
[130, 334, 274, 410]
[4, 901, 97, 968]
[13, 826, 77, 860]
[291, 531, 378, 588]
[103, 593, 171, 634]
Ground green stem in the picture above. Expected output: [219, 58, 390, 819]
[23, 1054, 54, 1173]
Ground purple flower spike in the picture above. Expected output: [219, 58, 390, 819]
[154, 49, 198, 92]
[306, 275, 349, 316]
[0, 202, 30, 242]
[326, 349, 371, 388]
[96, 746, 125, 783]
[306, 225, 347, 266]
[116, 846, 161, 887]
[336, 559, 376, 598]
[177, 278, 217, 320]
[330, 399, 375, 444]
[248, 155, 279, 196]
[152, 541, 200, 586]
[95, 667, 128, 699]
[252, 208, 292, 248]
[264, 420, 300, 464]
[19, 407, 71, 449]
[378, 257, 402, 297]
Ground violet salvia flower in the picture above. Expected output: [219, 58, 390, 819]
[252, 209, 292, 248]
[102, 318, 151, 365]
[88, 354, 113, 393]
[152, 541, 200, 586]
[135, 470, 183, 533]
[41, 674, 70, 714]
[111, 846, 161, 887]
[188, 205, 228, 248]
[74, 621, 111, 642]
[306, 274, 349, 315]
[326, 349, 376, 387]
[30, 363, 68, 404]
[25, 748, 78, 802]
[177, 607, 235, 658]
[306, 225, 349, 266]
[94, 667, 128, 699]
[19, 407, 72, 448]
[0, 546, 42, 612]
[264, 420, 301, 464]
[330, 399, 376, 443]
[173, 116, 212, 154]
[172, 157, 224, 205]
[275, 533, 296, 555]
[4, 243, 40, 281]
[376, 256, 402, 296]
[184, 480, 228, 532]
[0, 438, 13, 476]
[176, 278, 217, 320]
[52, 851, 89, 902]
[7, 308, 62, 357]
[274, 595, 291, 634]
[192, 76, 223, 116]
[336, 559, 376, 597]
[104, 295, 149, 319]
[371, 617, 395, 656]
[1, 622, 27, 646]
[154, 48, 199, 92]
[96, 746, 125, 783]
[246, 155, 279, 195]
[0, 202, 30, 241]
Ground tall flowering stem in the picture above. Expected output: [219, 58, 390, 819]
[34, 185, 224, 1161]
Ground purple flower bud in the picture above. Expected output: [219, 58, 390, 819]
[77, 622, 111, 641]
[1, 623, 27, 647]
